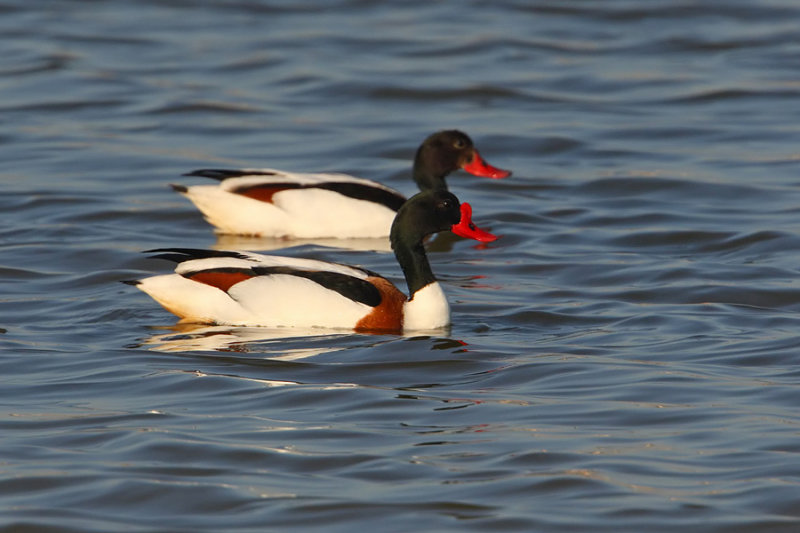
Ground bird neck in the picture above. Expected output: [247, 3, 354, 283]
[412, 147, 449, 192]
[392, 237, 437, 300]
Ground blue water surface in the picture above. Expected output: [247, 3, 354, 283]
[1, 1, 799, 531]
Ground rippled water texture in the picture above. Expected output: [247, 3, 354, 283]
[2, 1, 800, 531]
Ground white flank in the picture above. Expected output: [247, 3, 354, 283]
[401, 282, 450, 331]
[135, 252, 377, 327]
[226, 275, 371, 328]
[181, 186, 291, 236]
[136, 274, 255, 325]
[180, 170, 403, 238]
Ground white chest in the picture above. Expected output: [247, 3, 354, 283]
[402, 282, 450, 331]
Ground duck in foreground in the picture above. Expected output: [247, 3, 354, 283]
[126, 190, 497, 333]
[174, 130, 510, 238]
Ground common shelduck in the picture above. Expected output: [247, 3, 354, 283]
[126, 190, 496, 332]
[174, 130, 510, 238]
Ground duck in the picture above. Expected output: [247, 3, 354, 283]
[173, 130, 510, 238]
[125, 189, 496, 332]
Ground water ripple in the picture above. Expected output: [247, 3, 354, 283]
[2, 1, 800, 531]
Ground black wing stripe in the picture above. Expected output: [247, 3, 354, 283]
[144, 248, 251, 263]
[183, 169, 279, 180]
[252, 266, 382, 307]
[316, 182, 406, 211]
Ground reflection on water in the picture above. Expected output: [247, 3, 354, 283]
[136, 323, 459, 357]
[212, 233, 394, 253]
[137, 324, 355, 357]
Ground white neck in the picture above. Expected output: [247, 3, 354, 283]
[402, 282, 450, 331]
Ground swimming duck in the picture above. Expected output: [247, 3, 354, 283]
[126, 189, 496, 332]
[174, 130, 510, 238]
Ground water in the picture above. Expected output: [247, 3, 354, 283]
[2, 1, 799, 531]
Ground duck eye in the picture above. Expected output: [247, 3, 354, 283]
[438, 199, 453, 210]
[453, 139, 466, 149]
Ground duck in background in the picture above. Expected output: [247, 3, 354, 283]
[173, 130, 510, 238]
